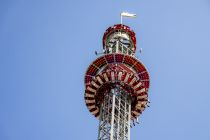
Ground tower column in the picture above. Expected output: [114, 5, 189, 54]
[110, 89, 116, 140]
[98, 88, 131, 140]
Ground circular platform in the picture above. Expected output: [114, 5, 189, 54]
[84, 54, 150, 119]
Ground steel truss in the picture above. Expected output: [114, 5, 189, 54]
[98, 87, 131, 140]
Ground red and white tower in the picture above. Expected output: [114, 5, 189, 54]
[84, 24, 150, 140]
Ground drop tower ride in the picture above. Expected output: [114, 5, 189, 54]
[84, 24, 150, 140]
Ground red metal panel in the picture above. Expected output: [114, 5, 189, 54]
[86, 64, 98, 76]
[105, 54, 115, 63]
[93, 56, 107, 69]
[134, 61, 146, 73]
[123, 55, 136, 67]
[115, 54, 124, 62]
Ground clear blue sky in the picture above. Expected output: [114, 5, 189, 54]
[0, 0, 210, 140]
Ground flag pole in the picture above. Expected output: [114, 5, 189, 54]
[121, 14, 123, 24]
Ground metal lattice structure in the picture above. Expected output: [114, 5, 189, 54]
[84, 24, 150, 140]
[98, 87, 131, 140]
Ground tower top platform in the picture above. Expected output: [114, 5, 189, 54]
[103, 24, 137, 55]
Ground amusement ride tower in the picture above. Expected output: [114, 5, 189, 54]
[84, 24, 150, 140]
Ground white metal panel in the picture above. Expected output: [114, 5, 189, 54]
[138, 101, 147, 106]
[133, 111, 140, 116]
[118, 71, 123, 80]
[85, 93, 95, 98]
[129, 77, 136, 85]
[135, 105, 142, 110]
[92, 108, 99, 115]
[86, 99, 95, 104]
[91, 81, 99, 88]
[124, 73, 129, 83]
[136, 88, 146, 94]
[103, 73, 109, 82]
[140, 107, 145, 112]
[87, 86, 96, 94]
[88, 105, 96, 110]
[111, 71, 115, 81]
[134, 82, 142, 89]
[96, 76, 103, 85]
[137, 95, 147, 100]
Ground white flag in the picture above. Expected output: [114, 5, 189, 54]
[121, 12, 136, 18]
